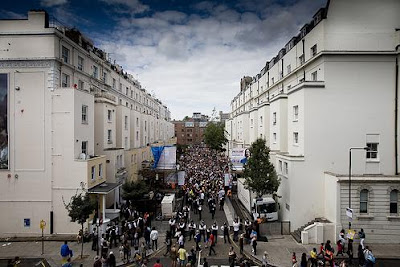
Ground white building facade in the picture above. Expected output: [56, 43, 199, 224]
[226, 0, 400, 243]
[0, 11, 174, 236]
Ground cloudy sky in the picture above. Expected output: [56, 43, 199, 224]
[2, 0, 326, 119]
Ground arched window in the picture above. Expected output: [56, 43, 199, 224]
[390, 190, 398, 214]
[360, 189, 369, 214]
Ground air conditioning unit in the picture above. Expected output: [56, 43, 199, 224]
[79, 153, 86, 160]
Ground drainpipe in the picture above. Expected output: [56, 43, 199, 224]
[302, 39, 305, 81]
[395, 50, 399, 175]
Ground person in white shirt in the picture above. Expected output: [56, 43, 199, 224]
[150, 227, 159, 250]
[169, 218, 176, 236]
[232, 218, 240, 242]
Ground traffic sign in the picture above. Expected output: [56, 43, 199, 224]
[40, 220, 46, 230]
[346, 207, 353, 219]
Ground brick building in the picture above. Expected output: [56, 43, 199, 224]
[173, 113, 209, 145]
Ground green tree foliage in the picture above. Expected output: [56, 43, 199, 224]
[243, 138, 280, 197]
[64, 192, 96, 258]
[122, 180, 150, 203]
[203, 122, 228, 151]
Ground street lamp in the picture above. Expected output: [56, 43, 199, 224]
[348, 146, 369, 229]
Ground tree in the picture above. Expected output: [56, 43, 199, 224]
[64, 192, 96, 258]
[203, 122, 228, 151]
[122, 180, 150, 203]
[243, 138, 280, 197]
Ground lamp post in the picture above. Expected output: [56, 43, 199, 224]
[348, 147, 368, 229]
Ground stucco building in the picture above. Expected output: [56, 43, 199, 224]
[226, 0, 400, 243]
[0, 11, 174, 236]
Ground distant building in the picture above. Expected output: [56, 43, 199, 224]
[174, 113, 209, 145]
[219, 111, 229, 124]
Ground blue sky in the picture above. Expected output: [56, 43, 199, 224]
[1, 0, 326, 119]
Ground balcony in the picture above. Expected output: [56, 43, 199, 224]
[94, 91, 116, 103]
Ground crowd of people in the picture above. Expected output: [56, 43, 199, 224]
[290, 228, 375, 267]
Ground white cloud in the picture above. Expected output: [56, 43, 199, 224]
[0, 10, 26, 19]
[40, 0, 68, 7]
[100, 0, 149, 14]
[97, 0, 326, 119]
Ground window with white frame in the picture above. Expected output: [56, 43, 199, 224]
[273, 112, 277, 125]
[260, 116, 263, 126]
[125, 137, 128, 148]
[78, 56, 84, 71]
[136, 131, 139, 141]
[299, 54, 305, 65]
[81, 141, 88, 155]
[311, 71, 317, 81]
[136, 118, 139, 127]
[99, 163, 103, 178]
[107, 110, 112, 121]
[273, 133, 277, 143]
[284, 162, 288, 175]
[279, 160, 282, 173]
[78, 80, 84, 91]
[366, 142, 378, 159]
[93, 65, 98, 79]
[82, 105, 88, 124]
[62, 46, 69, 63]
[112, 78, 116, 89]
[107, 129, 112, 143]
[126, 87, 129, 95]
[119, 83, 122, 91]
[311, 44, 317, 57]
[390, 189, 398, 214]
[103, 72, 107, 83]
[124, 116, 128, 130]
[360, 189, 369, 213]
[271, 77, 274, 84]
[293, 132, 299, 145]
[287, 64, 291, 74]
[250, 119, 253, 127]
[293, 105, 299, 121]
[61, 73, 70, 87]
[91, 165, 95, 180]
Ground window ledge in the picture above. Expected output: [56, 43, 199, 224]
[387, 215, 400, 220]
[357, 214, 374, 219]
[293, 143, 299, 147]
[293, 119, 298, 122]
[366, 159, 380, 163]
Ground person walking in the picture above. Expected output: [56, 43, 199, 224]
[195, 230, 201, 251]
[208, 232, 216, 256]
[300, 252, 307, 267]
[60, 241, 73, 264]
[222, 222, 231, 244]
[292, 252, 297, 267]
[239, 234, 244, 254]
[202, 257, 209, 267]
[164, 231, 172, 256]
[310, 248, 318, 267]
[211, 222, 218, 244]
[188, 220, 196, 241]
[357, 244, 365, 266]
[92, 227, 98, 251]
[232, 218, 240, 242]
[198, 205, 202, 221]
[170, 245, 178, 267]
[150, 227, 159, 250]
[228, 246, 237, 267]
[178, 246, 187, 267]
[251, 236, 257, 255]
[199, 221, 207, 242]
[262, 251, 268, 267]
[359, 228, 366, 249]
[108, 251, 116, 267]
[153, 259, 163, 267]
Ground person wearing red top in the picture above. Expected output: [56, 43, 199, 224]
[208, 233, 216, 256]
[153, 258, 163, 267]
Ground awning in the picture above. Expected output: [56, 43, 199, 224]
[88, 182, 122, 195]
